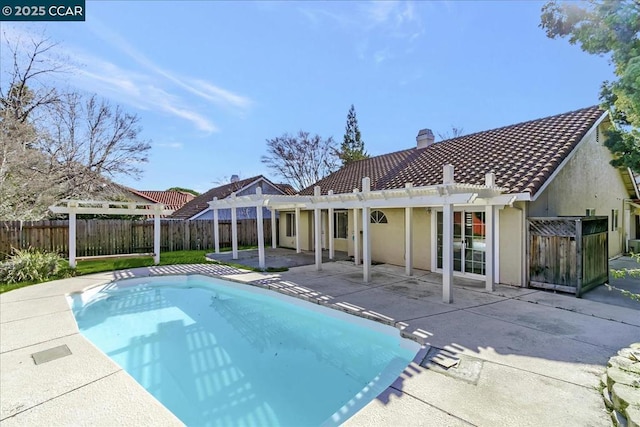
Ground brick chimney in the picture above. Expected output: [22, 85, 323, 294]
[416, 128, 435, 149]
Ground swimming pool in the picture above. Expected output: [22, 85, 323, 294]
[69, 275, 420, 426]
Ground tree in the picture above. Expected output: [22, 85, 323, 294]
[340, 105, 368, 165]
[540, 0, 640, 171]
[437, 126, 465, 141]
[261, 131, 339, 191]
[166, 187, 200, 196]
[0, 32, 151, 219]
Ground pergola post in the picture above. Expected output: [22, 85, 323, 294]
[353, 205, 360, 266]
[328, 190, 334, 260]
[485, 173, 496, 291]
[231, 193, 238, 260]
[68, 202, 77, 268]
[405, 183, 413, 276]
[442, 202, 454, 303]
[295, 207, 301, 253]
[442, 165, 455, 303]
[153, 206, 161, 265]
[271, 208, 277, 249]
[212, 197, 220, 254]
[362, 178, 371, 282]
[255, 188, 265, 270]
[314, 186, 322, 270]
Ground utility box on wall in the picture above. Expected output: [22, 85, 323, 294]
[528, 216, 609, 297]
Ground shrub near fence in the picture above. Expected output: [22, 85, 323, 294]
[0, 219, 277, 260]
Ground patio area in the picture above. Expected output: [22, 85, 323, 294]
[1, 259, 638, 426]
[206, 247, 352, 269]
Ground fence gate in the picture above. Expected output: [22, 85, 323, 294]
[528, 216, 608, 297]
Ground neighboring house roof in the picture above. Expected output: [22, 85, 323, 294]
[275, 183, 297, 196]
[170, 175, 291, 219]
[129, 190, 195, 211]
[301, 106, 607, 197]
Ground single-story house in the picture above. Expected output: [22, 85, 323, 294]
[128, 189, 195, 212]
[207, 106, 639, 301]
[170, 175, 295, 220]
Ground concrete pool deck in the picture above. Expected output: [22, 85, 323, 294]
[1, 261, 638, 426]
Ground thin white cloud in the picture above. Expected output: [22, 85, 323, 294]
[156, 142, 184, 149]
[298, 1, 424, 64]
[1, 22, 249, 134]
[88, 19, 253, 112]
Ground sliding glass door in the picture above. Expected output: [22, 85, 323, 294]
[437, 211, 486, 276]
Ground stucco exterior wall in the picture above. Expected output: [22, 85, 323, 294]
[499, 205, 524, 286]
[412, 208, 431, 270]
[370, 209, 405, 266]
[278, 210, 312, 250]
[528, 123, 627, 257]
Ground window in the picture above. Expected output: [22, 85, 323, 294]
[612, 209, 619, 231]
[586, 208, 596, 217]
[370, 210, 388, 224]
[334, 211, 348, 238]
[285, 213, 296, 237]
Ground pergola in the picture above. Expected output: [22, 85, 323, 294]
[49, 200, 172, 268]
[208, 165, 517, 303]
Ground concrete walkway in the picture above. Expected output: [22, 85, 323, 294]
[1, 261, 638, 426]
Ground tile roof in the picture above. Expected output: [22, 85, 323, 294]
[304, 106, 607, 197]
[132, 190, 195, 211]
[275, 183, 297, 196]
[299, 149, 418, 195]
[170, 175, 294, 219]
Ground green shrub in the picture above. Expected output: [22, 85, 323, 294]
[0, 248, 72, 284]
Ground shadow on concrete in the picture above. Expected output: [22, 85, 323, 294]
[206, 247, 352, 269]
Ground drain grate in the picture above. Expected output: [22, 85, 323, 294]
[420, 346, 483, 385]
[32, 344, 72, 365]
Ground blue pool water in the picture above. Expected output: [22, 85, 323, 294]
[69, 275, 420, 426]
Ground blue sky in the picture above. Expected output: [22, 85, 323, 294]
[1, 1, 614, 193]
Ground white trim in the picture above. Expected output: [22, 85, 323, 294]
[495, 208, 500, 283]
[431, 209, 437, 272]
[531, 111, 609, 202]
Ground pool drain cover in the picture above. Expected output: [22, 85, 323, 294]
[32, 344, 72, 365]
[420, 346, 483, 385]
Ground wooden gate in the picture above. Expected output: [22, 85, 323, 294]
[528, 216, 608, 297]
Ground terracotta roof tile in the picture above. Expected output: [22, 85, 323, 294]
[133, 190, 195, 211]
[309, 106, 605, 197]
[298, 149, 418, 195]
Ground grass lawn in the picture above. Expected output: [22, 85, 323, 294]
[1, 246, 285, 294]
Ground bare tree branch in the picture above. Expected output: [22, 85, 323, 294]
[261, 131, 339, 191]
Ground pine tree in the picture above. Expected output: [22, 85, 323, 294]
[340, 105, 368, 166]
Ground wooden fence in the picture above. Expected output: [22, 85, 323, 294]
[0, 219, 277, 259]
[528, 216, 608, 297]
